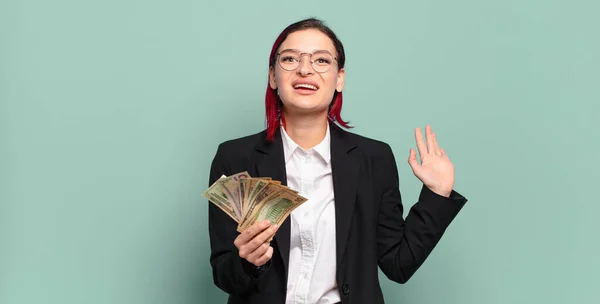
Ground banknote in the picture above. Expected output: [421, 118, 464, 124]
[239, 181, 280, 228]
[203, 172, 307, 231]
[202, 175, 238, 222]
[245, 179, 269, 217]
[238, 188, 308, 232]
[214, 171, 250, 220]
[239, 179, 247, 218]
[242, 178, 270, 216]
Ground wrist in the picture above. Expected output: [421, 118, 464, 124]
[429, 185, 452, 198]
[241, 258, 269, 278]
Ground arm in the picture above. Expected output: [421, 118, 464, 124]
[376, 143, 467, 283]
[207, 144, 271, 295]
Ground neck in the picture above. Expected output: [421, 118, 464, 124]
[281, 111, 328, 150]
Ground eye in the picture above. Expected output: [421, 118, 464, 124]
[281, 56, 298, 62]
[315, 58, 331, 64]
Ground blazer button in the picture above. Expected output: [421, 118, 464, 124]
[342, 283, 350, 295]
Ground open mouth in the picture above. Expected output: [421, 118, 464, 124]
[293, 83, 319, 91]
[292, 81, 320, 95]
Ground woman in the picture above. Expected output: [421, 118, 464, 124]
[207, 18, 468, 304]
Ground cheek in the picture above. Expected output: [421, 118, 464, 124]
[325, 74, 339, 88]
[320, 73, 339, 95]
[275, 73, 291, 90]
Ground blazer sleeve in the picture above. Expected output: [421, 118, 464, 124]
[376, 143, 467, 283]
[207, 144, 271, 296]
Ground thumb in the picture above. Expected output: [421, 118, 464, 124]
[408, 148, 420, 173]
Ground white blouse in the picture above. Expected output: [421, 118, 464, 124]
[281, 125, 340, 304]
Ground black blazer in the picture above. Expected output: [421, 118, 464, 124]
[207, 122, 468, 304]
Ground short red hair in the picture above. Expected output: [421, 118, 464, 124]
[265, 18, 351, 141]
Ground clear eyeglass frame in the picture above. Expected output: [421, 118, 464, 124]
[275, 49, 338, 73]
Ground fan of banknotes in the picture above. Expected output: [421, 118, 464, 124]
[202, 171, 308, 232]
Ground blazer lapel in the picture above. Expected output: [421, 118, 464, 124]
[253, 128, 291, 275]
[330, 123, 359, 269]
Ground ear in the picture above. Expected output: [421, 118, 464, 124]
[269, 66, 277, 90]
[336, 68, 345, 92]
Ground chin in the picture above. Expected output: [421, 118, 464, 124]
[287, 91, 327, 104]
[283, 98, 329, 115]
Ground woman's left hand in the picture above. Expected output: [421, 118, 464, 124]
[408, 125, 455, 197]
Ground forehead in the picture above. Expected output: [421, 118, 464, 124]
[279, 29, 336, 54]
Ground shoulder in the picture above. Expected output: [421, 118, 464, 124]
[335, 126, 400, 186]
[213, 129, 266, 161]
[208, 129, 266, 182]
[334, 126, 401, 187]
[334, 125, 394, 159]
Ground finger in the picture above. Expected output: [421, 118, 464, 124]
[246, 242, 270, 265]
[426, 125, 435, 154]
[254, 246, 274, 267]
[441, 148, 449, 159]
[432, 132, 441, 156]
[234, 220, 271, 248]
[253, 223, 279, 246]
[242, 223, 279, 255]
[414, 127, 427, 159]
[407, 148, 420, 172]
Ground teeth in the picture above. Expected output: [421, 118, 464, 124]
[294, 84, 317, 90]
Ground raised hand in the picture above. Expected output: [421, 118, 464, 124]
[408, 125, 455, 197]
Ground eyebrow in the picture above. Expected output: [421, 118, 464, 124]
[281, 48, 334, 54]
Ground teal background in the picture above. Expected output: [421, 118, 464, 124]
[1, 0, 599, 303]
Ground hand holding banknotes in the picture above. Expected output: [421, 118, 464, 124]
[203, 171, 308, 266]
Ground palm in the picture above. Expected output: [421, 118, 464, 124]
[408, 125, 455, 197]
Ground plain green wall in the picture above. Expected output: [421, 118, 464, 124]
[2, 0, 599, 303]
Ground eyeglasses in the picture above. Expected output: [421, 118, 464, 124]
[276, 49, 338, 73]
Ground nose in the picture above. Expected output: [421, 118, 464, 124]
[297, 53, 314, 76]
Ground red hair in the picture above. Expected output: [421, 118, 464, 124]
[265, 18, 352, 141]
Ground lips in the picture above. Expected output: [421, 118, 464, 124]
[292, 80, 319, 91]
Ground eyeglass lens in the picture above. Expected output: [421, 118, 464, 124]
[278, 50, 334, 73]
